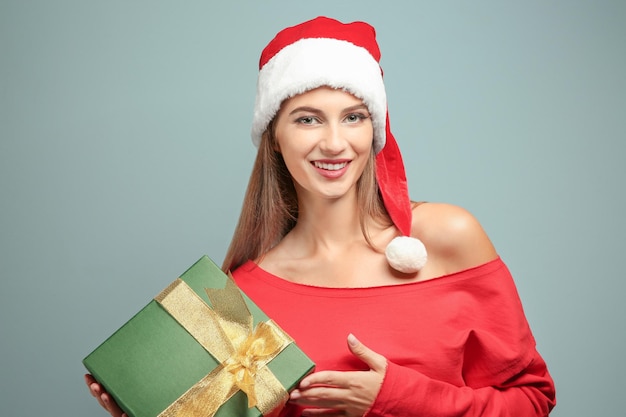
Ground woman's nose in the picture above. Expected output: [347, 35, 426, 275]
[319, 124, 347, 154]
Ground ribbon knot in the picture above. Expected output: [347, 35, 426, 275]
[154, 276, 293, 416]
[224, 321, 284, 407]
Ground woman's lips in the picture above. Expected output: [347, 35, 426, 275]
[312, 160, 350, 178]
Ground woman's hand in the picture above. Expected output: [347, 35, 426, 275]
[84, 374, 128, 417]
[289, 334, 387, 417]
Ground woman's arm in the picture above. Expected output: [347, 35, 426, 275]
[368, 351, 555, 417]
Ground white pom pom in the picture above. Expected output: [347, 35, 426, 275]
[385, 236, 428, 274]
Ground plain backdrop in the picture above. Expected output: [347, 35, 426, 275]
[1, 1, 624, 416]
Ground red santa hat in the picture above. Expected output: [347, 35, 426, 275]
[251, 16, 427, 273]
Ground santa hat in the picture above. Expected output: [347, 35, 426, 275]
[251, 16, 427, 273]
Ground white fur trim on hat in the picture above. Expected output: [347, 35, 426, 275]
[252, 37, 387, 153]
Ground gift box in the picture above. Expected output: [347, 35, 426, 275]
[83, 256, 315, 417]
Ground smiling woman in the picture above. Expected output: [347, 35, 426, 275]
[85, 16, 556, 417]
[274, 87, 374, 200]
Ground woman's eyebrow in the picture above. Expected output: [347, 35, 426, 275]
[288, 104, 369, 116]
[288, 106, 322, 116]
[344, 104, 370, 113]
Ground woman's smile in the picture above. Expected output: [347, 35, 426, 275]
[312, 159, 351, 178]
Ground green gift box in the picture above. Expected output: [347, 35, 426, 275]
[83, 256, 315, 417]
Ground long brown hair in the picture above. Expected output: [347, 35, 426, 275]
[221, 121, 391, 272]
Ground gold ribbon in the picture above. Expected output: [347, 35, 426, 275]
[154, 275, 293, 417]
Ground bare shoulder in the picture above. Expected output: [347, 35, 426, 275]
[411, 202, 498, 274]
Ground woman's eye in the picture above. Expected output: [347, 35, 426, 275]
[297, 116, 317, 125]
[345, 113, 367, 123]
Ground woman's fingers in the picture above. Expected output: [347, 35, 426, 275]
[346, 333, 387, 374]
[300, 408, 346, 416]
[291, 368, 383, 415]
[84, 374, 127, 417]
[85, 374, 107, 409]
[101, 392, 127, 417]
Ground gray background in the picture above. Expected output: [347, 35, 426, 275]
[1, 1, 624, 416]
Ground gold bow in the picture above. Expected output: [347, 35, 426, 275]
[154, 275, 292, 417]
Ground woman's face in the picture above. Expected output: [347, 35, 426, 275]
[273, 86, 374, 202]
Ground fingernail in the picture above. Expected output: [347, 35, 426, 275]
[290, 390, 301, 399]
[348, 333, 359, 347]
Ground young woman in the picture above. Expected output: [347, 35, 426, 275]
[86, 16, 556, 417]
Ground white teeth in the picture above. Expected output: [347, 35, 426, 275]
[313, 161, 348, 171]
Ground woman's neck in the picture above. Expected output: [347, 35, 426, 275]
[258, 189, 402, 287]
[290, 191, 365, 254]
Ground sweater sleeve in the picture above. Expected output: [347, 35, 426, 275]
[366, 350, 555, 417]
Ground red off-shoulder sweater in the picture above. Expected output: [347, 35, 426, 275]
[232, 257, 556, 416]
